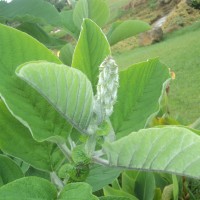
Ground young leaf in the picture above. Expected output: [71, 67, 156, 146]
[0, 23, 72, 142]
[73, 0, 109, 29]
[122, 171, 136, 195]
[0, 155, 24, 186]
[0, 0, 61, 26]
[172, 175, 179, 200]
[60, 10, 80, 39]
[103, 127, 200, 179]
[72, 18, 111, 93]
[59, 43, 75, 66]
[16, 61, 94, 133]
[58, 182, 98, 200]
[0, 100, 59, 172]
[85, 164, 121, 192]
[0, 177, 57, 200]
[153, 188, 162, 200]
[107, 20, 151, 46]
[134, 172, 155, 200]
[162, 184, 173, 200]
[73, 0, 88, 29]
[103, 185, 138, 200]
[110, 58, 170, 138]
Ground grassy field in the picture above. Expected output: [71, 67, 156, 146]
[114, 22, 200, 124]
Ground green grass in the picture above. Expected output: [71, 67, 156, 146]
[114, 22, 200, 124]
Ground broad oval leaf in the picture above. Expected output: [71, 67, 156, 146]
[85, 164, 121, 192]
[107, 20, 150, 46]
[60, 10, 80, 39]
[103, 127, 200, 179]
[16, 61, 94, 133]
[0, 155, 24, 187]
[58, 182, 98, 200]
[0, 100, 61, 172]
[72, 18, 111, 92]
[73, 0, 109, 29]
[110, 58, 170, 138]
[0, 23, 72, 142]
[0, 177, 57, 200]
[0, 0, 61, 26]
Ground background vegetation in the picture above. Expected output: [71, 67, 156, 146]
[106, 0, 200, 125]
[114, 22, 200, 124]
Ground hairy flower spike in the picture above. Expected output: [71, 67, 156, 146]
[94, 56, 119, 124]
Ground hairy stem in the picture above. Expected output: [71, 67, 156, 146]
[50, 171, 64, 190]
[85, 134, 97, 156]
[93, 150, 104, 157]
[57, 142, 72, 162]
[92, 156, 109, 166]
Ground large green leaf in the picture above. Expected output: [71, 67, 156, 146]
[0, 23, 72, 142]
[0, 155, 24, 187]
[0, 100, 61, 172]
[103, 127, 200, 179]
[73, 0, 109, 29]
[0, 0, 61, 26]
[72, 18, 111, 92]
[0, 177, 57, 200]
[110, 58, 170, 138]
[107, 20, 150, 46]
[58, 182, 98, 200]
[17, 22, 65, 48]
[16, 61, 94, 133]
[60, 10, 79, 39]
[85, 164, 121, 192]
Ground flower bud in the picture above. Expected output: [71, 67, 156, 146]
[94, 56, 119, 124]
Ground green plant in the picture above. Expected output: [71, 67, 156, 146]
[148, 0, 158, 9]
[187, 0, 200, 9]
[0, 0, 151, 64]
[1, 18, 200, 199]
[0, 0, 151, 69]
[115, 21, 200, 125]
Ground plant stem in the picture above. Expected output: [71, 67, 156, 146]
[50, 171, 64, 190]
[92, 156, 109, 166]
[104, 119, 116, 142]
[57, 142, 72, 162]
[85, 134, 97, 156]
[93, 150, 104, 157]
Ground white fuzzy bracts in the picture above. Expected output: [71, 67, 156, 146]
[94, 56, 119, 123]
